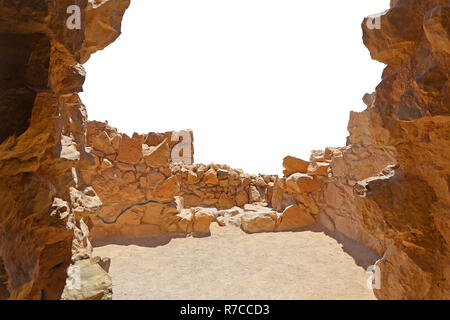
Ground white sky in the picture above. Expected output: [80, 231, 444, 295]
[80, 0, 389, 175]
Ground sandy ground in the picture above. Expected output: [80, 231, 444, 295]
[94, 223, 378, 300]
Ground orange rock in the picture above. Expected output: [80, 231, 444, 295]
[141, 203, 165, 225]
[235, 190, 249, 207]
[146, 171, 166, 188]
[155, 175, 180, 201]
[277, 204, 315, 231]
[186, 170, 199, 184]
[100, 159, 113, 171]
[193, 210, 214, 234]
[90, 131, 116, 155]
[285, 173, 322, 193]
[282, 156, 309, 177]
[218, 192, 235, 210]
[116, 134, 142, 165]
[248, 185, 261, 203]
[142, 139, 170, 168]
[116, 161, 135, 172]
[240, 212, 277, 234]
[423, 6, 450, 54]
[203, 168, 219, 185]
[183, 193, 202, 207]
[307, 162, 330, 176]
[81, 0, 131, 63]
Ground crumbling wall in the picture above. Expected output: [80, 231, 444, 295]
[79, 121, 193, 239]
[81, 121, 275, 240]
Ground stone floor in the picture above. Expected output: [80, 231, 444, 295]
[94, 219, 379, 300]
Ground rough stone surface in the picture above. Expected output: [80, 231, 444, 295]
[277, 204, 315, 231]
[356, 0, 450, 299]
[0, 0, 130, 300]
[61, 256, 112, 300]
[282, 155, 310, 177]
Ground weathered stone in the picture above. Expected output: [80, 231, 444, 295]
[285, 173, 322, 193]
[277, 204, 315, 231]
[143, 139, 170, 168]
[203, 169, 219, 185]
[248, 185, 262, 203]
[193, 210, 214, 234]
[240, 212, 277, 234]
[218, 193, 235, 210]
[116, 134, 142, 165]
[307, 162, 330, 176]
[282, 156, 309, 177]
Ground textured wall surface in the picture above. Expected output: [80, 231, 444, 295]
[0, 0, 130, 299]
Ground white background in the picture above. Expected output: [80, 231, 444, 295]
[81, 0, 389, 175]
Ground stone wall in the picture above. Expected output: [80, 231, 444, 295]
[1, 0, 447, 300]
[172, 163, 276, 209]
[78, 121, 192, 239]
[80, 121, 276, 240]
[317, 102, 397, 255]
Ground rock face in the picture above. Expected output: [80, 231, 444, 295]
[277, 204, 315, 232]
[0, 258, 9, 300]
[274, 0, 449, 299]
[0, 0, 130, 299]
[356, 0, 449, 299]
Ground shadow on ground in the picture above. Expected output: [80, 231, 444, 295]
[92, 232, 211, 249]
[92, 221, 380, 271]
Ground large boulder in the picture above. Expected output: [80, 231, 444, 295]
[285, 173, 322, 193]
[282, 156, 309, 177]
[240, 210, 277, 234]
[143, 139, 170, 168]
[277, 204, 315, 231]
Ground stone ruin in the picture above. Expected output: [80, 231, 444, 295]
[0, 0, 448, 300]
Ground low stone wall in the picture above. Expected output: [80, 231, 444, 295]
[272, 102, 396, 254]
[317, 108, 396, 254]
[79, 121, 194, 240]
[172, 163, 277, 210]
[85, 121, 194, 167]
[80, 122, 277, 241]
